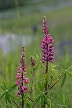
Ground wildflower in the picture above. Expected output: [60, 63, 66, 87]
[41, 16, 54, 63]
[17, 90, 21, 96]
[15, 46, 29, 96]
[23, 78, 29, 84]
[22, 86, 28, 93]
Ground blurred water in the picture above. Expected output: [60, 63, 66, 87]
[39, 0, 72, 12]
[0, 33, 33, 55]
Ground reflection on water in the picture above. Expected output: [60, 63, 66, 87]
[0, 33, 33, 55]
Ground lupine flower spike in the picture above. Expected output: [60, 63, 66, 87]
[15, 46, 29, 96]
[41, 16, 54, 108]
[41, 16, 54, 63]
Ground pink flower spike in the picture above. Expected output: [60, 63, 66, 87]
[15, 46, 29, 96]
[41, 16, 54, 63]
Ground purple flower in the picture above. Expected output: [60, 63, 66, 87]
[23, 78, 29, 84]
[22, 86, 28, 93]
[15, 73, 21, 79]
[41, 16, 54, 63]
[15, 47, 29, 96]
[17, 90, 21, 96]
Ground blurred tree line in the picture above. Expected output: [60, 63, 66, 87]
[0, 0, 69, 11]
[0, 0, 26, 11]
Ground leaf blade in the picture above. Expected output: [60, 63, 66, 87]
[61, 72, 66, 88]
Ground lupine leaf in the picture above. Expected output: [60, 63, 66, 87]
[67, 72, 72, 76]
[40, 62, 46, 71]
[31, 56, 37, 61]
[0, 84, 16, 101]
[36, 53, 40, 60]
[31, 62, 39, 70]
[26, 103, 30, 108]
[35, 95, 41, 103]
[8, 84, 17, 92]
[0, 85, 6, 90]
[5, 93, 11, 104]
[67, 65, 72, 70]
[3, 81, 7, 89]
[63, 93, 66, 104]
[40, 94, 45, 106]
[61, 72, 66, 88]
[9, 93, 21, 100]
[5, 93, 7, 104]
[60, 62, 65, 69]
[38, 82, 44, 91]
[0, 92, 6, 99]
[65, 53, 69, 68]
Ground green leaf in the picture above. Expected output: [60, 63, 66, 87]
[40, 94, 45, 106]
[67, 72, 72, 76]
[28, 62, 39, 73]
[60, 62, 65, 69]
[65, 53, 69, 68]
[31, 62, 39, 70]
[0, 84, 16, 101]
[61, 72, 66, 88]
[9, 93, 17, 100]
[0, 92, 6, 99]
[36, 53, 39, 60]
[5, 93, 11, 104]
[26, 103, 30, 108]
[40, 62, 46, 71]
[35, 95, 41, 103]
[31, 56, 37, 61]
[0, 85, 6, 90]
[63, 93, 66, 104]
[3, 81, 7, 89]
[5, 93, 7, 104]
[38, 82, 44, 91]
[7, 93, 11, 104]
[67, 65, 72, 70]
[8, 84, 17, 92]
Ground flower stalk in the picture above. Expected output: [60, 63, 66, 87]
[15, 46, 29, 108]
[41, 16, 54, 108]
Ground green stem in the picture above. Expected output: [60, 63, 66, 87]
[43, 61, 48, 108]
[50, 72, 65, 89]
[30, 70, 34, 96]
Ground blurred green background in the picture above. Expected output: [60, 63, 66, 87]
[0, 0, 72, 107]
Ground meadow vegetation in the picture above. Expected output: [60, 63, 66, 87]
[0, 5, 72, 108]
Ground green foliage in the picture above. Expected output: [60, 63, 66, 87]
[61, 72, 66, 88]
[0, 82, 17, 100]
